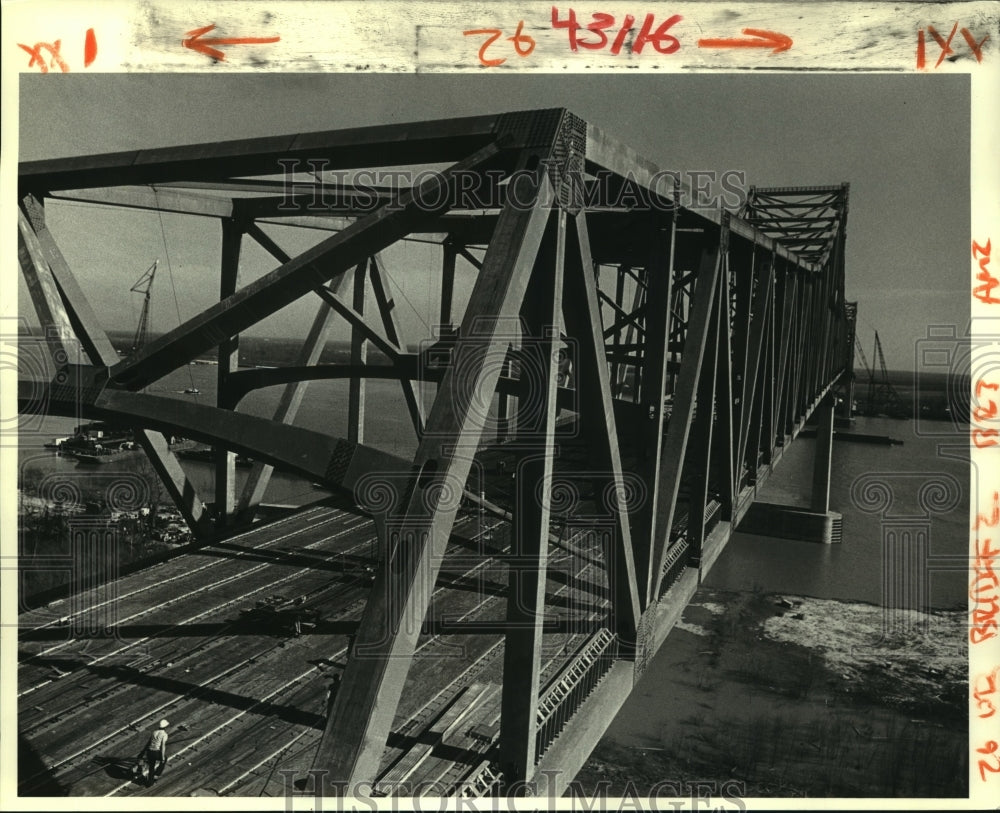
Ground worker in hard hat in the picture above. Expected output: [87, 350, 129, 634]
[140, 719, 170, 786]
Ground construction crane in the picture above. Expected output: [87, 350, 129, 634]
[129, 260, 157, 357]
[854, 334, 872, 381]
[853, 334, 874, 415]
[869, 332, 908, 417]
[854, 330, 906, 417]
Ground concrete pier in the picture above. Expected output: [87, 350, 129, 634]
[738, 394, 842, 544]
[737, 501, 843, 544]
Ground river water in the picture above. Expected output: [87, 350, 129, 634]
[20, 363, 970, 609]
[705, 415, 969, 610]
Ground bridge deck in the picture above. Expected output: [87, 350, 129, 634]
[18, 436, 619, 798]
[16, 411, 814, 799]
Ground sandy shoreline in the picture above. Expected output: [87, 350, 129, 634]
[761, 594, 965, 703]
[573, 587, 967, 798]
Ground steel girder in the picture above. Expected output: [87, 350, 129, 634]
[17, 109, 852, 794]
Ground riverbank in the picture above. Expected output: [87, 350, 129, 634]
[572, 587, 967, 798]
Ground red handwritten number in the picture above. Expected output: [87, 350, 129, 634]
[552, 8, 585, 50]
[464, 28, 505, 66]
[551, 8, 681, 55]
[552, 6, 634, 53]
[634, 13, 683, 54]
[582, 12, 618, 51]
[509, 20, 536, 57]
[464, 20, 534, 67]
[977, 741, 1000, 782]
[609, 15, 636, 55]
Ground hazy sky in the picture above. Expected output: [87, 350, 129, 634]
[17, 73, 969, 370]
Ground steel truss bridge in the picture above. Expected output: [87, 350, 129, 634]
[16, 108, 855, 798]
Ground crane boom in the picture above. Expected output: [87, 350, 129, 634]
[860, 330, 907, 417]
[130, 260, 157, 357]
[854, 334, 873, 383]
[873, 332, 891, 381]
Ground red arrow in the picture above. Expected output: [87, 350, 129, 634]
[697, 28, 792, 53]
[182, 23, 280, 61]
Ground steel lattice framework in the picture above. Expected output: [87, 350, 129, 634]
[17, 108, 855, 794]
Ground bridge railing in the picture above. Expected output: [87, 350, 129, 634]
[660, 536, 691, 595]
[454, 759, 503, 799]
[658, 498, 723, 598]
[534, 627, 618, 760]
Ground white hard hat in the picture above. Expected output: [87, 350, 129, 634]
[159, 719, 170, 728]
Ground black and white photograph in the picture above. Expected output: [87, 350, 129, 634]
[3, 3, 997, 809]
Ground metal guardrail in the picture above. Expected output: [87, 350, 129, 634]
[659, 497, 723, 596]
[534, 628, 617, 760]
[455, 759, 502, 798]
[660, 537, 690, 594]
